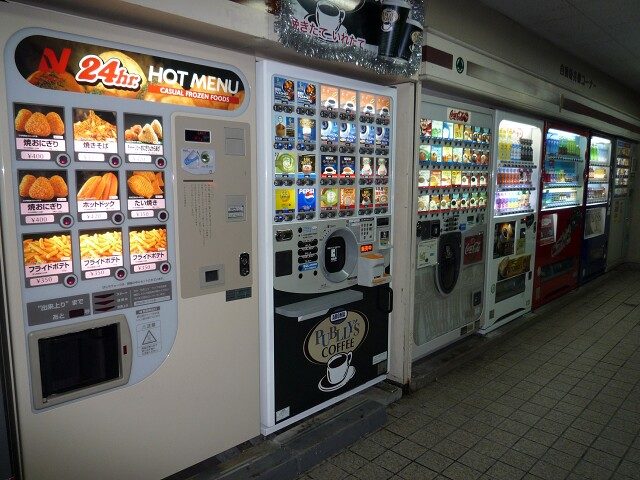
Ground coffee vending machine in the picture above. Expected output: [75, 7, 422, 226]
[258, 60, 395, 434]
[0, 4, 258, 479]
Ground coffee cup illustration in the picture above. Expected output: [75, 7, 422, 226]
[378, 0, 412, 59]
[316, 1, 345, 33]
[326, 351, 352, 385]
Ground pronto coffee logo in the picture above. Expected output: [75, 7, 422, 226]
[447, 108, 471, 123]
[304, 310, 368, 364]
[463, 233, 484, 265]
[381, 8, 399, 31]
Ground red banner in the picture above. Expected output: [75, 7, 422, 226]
[463, 232, 484, 265]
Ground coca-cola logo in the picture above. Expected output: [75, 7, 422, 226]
[448, 109, 470, 123]
[465, 239, 481, 255]
[464, 233, 483, 264]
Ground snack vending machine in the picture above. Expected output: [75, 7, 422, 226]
[0, 4, 258, 479]
[607, 139, 635, 269]
[533, 122, 588, 310]
[580, 134, 613, 283]
[481, 112, 542, 334]
[413, 98, 491, 359]
[258, 60, 394, 434]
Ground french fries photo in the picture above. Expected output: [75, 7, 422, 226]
[23, 234, 72, 264]
[129, 228, 167, 254]
[79, 230, 122, 259]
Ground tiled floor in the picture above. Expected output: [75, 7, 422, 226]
[295, 268, 640, 480]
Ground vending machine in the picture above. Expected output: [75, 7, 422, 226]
[607, 139, 635, 269]
[0, 4, 258, 479]
[580, 133, 613, 283]
[481, 112, 542, 334]
[413, 97, 491, 359]
[533, 122, 588, 310]
[258, 61, 395, 434]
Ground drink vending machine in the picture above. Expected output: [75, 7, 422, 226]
[481, 112, 542, 334]
[413, 98, 490, 359]
[0, 4, 258, 478]
[607, 139, 635, 269]
[258, 60, 394, 434]
[580, 133, 613, 283]
[533, 122, 588, 309]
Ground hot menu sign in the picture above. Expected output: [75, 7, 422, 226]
[14, 35, 247, 112]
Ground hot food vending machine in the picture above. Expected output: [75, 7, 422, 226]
[258, 60, 395, 434]
[0, 4, 258, 479]
[533, 122, 588, 309]
[580, 133, 613, 283]
[607, 139, 635, 269]
[480, 112, 542, 334]
[413, 98, 491, 359]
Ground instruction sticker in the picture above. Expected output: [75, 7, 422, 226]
[181, 148, 215, 174]
[137, 320, 162, 356]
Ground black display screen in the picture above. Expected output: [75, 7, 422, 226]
[325, 237, 346, 273]
[184, 129, 211, 143]
[38, 323, 120, 399]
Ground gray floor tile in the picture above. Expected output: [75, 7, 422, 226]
[397, 462, 438, 480]
[472, 439, 508, 460]
[391, 439, 428, 461]
[442, 462, 482, 480]
[541, 448, 580, 470]
[485, 461, 525, 480]
[562, 426, 597, 446]
[584, 447, 623, 471]
[373, 450, 412, 474]
[553, 437, 589, 457]
[352, 462, 394, 480]
[416, 450, 455, 472]
[524, 427, 558, 447]
[350, 438, 387, 460]
[512, 438, 548, 458]
[331, 451, 368, 474]
[485, 429, 520, 448]
[448, 430, 481, 448]
[432, 439, 469, 461]
[369, 429, 405, 449]
[499, 448, 537, 471]
[498, 418, 530, 436]
[457, 450, 496, 473]
[572, 459, 613, 480]
[615, 460, 640, 479]
[591, 437, 629, 458]
[529, 460, 570, 480]
[308, 461, 350, 480]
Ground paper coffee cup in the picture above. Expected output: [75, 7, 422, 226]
[396, 18, 423, 61]
[378, 0, 412, 59]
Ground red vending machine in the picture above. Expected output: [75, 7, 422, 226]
[533, 122, 588, 309]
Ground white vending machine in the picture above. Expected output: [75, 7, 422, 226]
[258, 60, 395, 434]
[413, 96, 492, 359]
[481, 112, 542, 334]
[0, 4, 259, 479]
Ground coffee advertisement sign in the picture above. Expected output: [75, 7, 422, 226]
[277, 0, 424, 76]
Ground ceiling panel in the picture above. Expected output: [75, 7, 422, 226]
[479, 0, 640, 93]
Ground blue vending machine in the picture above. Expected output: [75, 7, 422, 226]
[580, 133, 613, 283]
